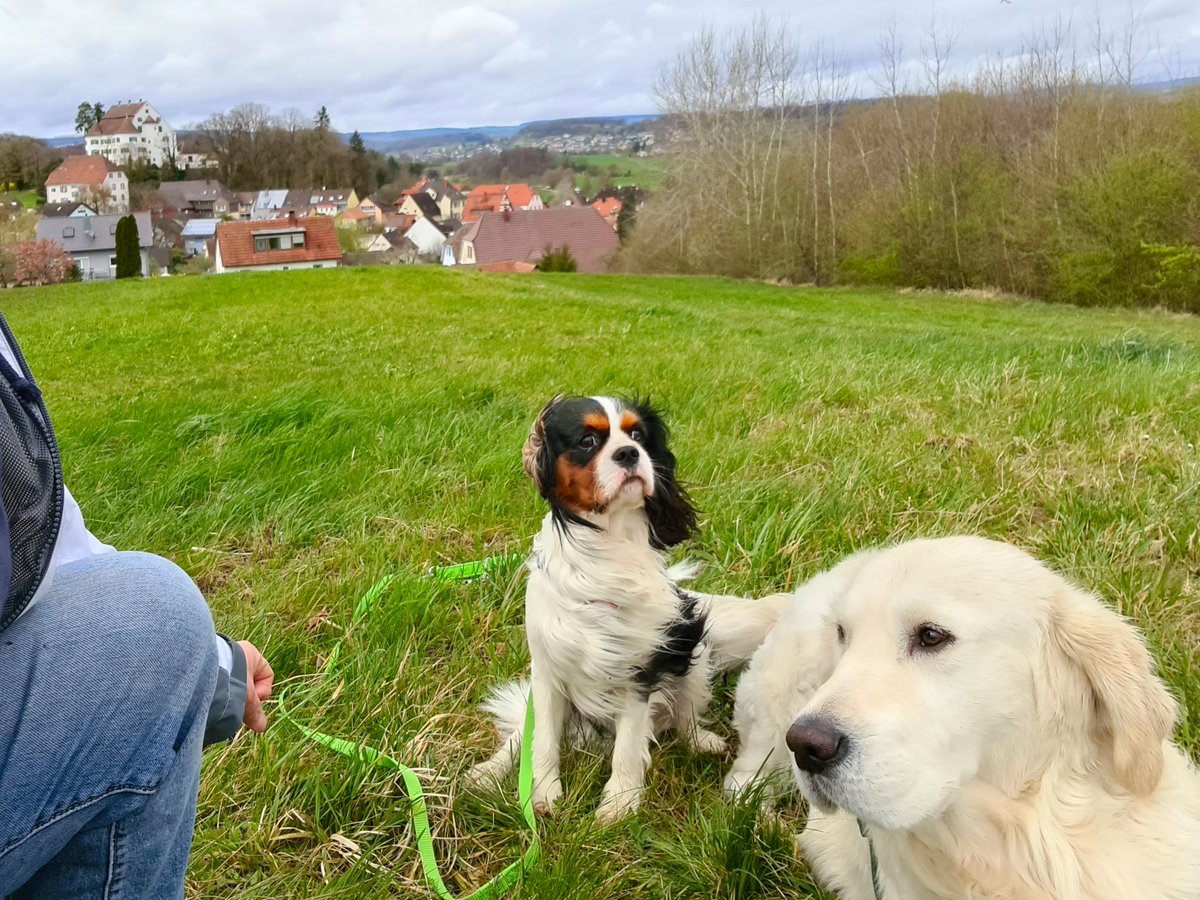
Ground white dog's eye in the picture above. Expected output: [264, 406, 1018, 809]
[580, 433, 600, 450]
[836, 624, 846, 644]
[913, 624, 954, 652]
[629, 427, 643, 442]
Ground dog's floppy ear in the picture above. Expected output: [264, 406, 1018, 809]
[1049, 584, 1177, 796]
[522, 394, 563, 496]
[631, 399, 697, 549]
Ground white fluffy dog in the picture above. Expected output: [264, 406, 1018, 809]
[468, 395, 787, 822]
[725, 536, 1200, 900]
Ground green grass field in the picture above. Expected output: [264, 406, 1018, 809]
[570, 155, 666, 191]
[0, 189, 40, 210]
[6, 268, 1199, 898]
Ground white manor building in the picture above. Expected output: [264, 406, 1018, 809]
[85, 101, 177, 168]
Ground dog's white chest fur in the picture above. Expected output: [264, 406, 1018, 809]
[525, 512, 684, 723]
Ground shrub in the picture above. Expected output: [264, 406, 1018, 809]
[539, 244, 577, 272]
[114, 215, 142, 278]
[11, 240, 74, 286]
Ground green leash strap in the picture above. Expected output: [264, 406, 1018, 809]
[275, 574, 539, 899]
[429, 553, 525, 583]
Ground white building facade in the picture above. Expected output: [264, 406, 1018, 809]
[85, 102, 177, 168]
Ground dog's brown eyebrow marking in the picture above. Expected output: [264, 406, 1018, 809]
[620, 411, 640, 431]
[583, 412, 610, 431]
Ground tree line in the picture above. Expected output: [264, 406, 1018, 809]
[622, 17, 1200, 313]
[195, 103, 401, 196]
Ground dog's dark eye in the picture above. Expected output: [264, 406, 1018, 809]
[836, 624, 845, 644]
[629, 427, 643, 442]
[913, 623, 954, 652]
[579, 433, 599, 451]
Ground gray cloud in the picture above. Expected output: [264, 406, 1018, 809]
[1, 0, 1197, 137]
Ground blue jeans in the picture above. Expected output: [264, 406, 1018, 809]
[0, 551, 219, 899]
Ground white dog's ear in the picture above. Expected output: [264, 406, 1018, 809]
[1049, 585, 1177, 796]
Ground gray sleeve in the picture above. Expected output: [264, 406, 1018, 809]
[204, 634, 247, 747]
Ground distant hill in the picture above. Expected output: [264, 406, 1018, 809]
[352, 115, 657, 155]
[1134, 75, 1200, 93]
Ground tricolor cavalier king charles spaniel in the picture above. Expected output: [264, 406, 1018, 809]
[468, 395, 788, 822]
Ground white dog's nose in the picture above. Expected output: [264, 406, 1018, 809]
[786, 716, 849, 774]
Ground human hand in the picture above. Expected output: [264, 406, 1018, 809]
[237, 641, 274, 733]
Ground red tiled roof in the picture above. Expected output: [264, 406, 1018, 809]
[502, 184, 537, 206]
[462, 183, 538, 222]
[105, 102, 147, 118]
[215, 216, 342, 269]
[85, 102, 150, 137]
[87, 117, 139, 136]
[467, 207, 618, 273]
[45, 154, 118, 186]
[478, 260, 538, 273]
[592, 197, 622, 218]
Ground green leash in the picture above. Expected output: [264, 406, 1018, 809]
[429, 553, 525, 583]
[275, 571, 539, 898]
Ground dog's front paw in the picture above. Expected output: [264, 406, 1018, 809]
[465, 760, 504, 790]
[595, 787, 640, 824]
[723, 766, 757, 798]
[532, 777, 563, 816]
[690, 727, 728, 755]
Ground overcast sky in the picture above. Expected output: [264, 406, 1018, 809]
[2, 0, 1197, 138]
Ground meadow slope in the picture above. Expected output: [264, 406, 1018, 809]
[6, 268, 1199, 898]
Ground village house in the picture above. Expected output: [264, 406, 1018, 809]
[443, 206, 617, 272]
[308, 188, 358, 216]
[212, 214, 342, 273]
[356, 196, 385, 225]
[401, 178, 466, 220]
[41, 200, 98, 218]
[181, 218, 220, 257]
[85, 101, 177, 168]
[461, 183, 544, 222]
[402, 217, 452, 259]
[44, 155, 130, 214]
[155, 180, 238, 218]
[335, 207, 372, 229]
[395, 190, 442, 221]
[592, 196, 622, 230]
[360, 233, 392, 253]
[176, 139, 219, 171]
[36, 212, 152, 279]
[250, 189, 311, 220]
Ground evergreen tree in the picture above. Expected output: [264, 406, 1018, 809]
[616, 187, 637, 244]
[314, 106, 331, 131]
[74, 101, 105, 134]
[349, 130, 370, 196]
[114, 215, 141, 278]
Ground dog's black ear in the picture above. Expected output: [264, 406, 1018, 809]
[523, 394, 564, 499]
[633, 400, 697, 549]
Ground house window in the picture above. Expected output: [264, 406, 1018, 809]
[254, 231, 306, 252]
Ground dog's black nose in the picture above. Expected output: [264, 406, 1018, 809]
[612, 445, 640, 469]
[786, 716, 848, 774]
